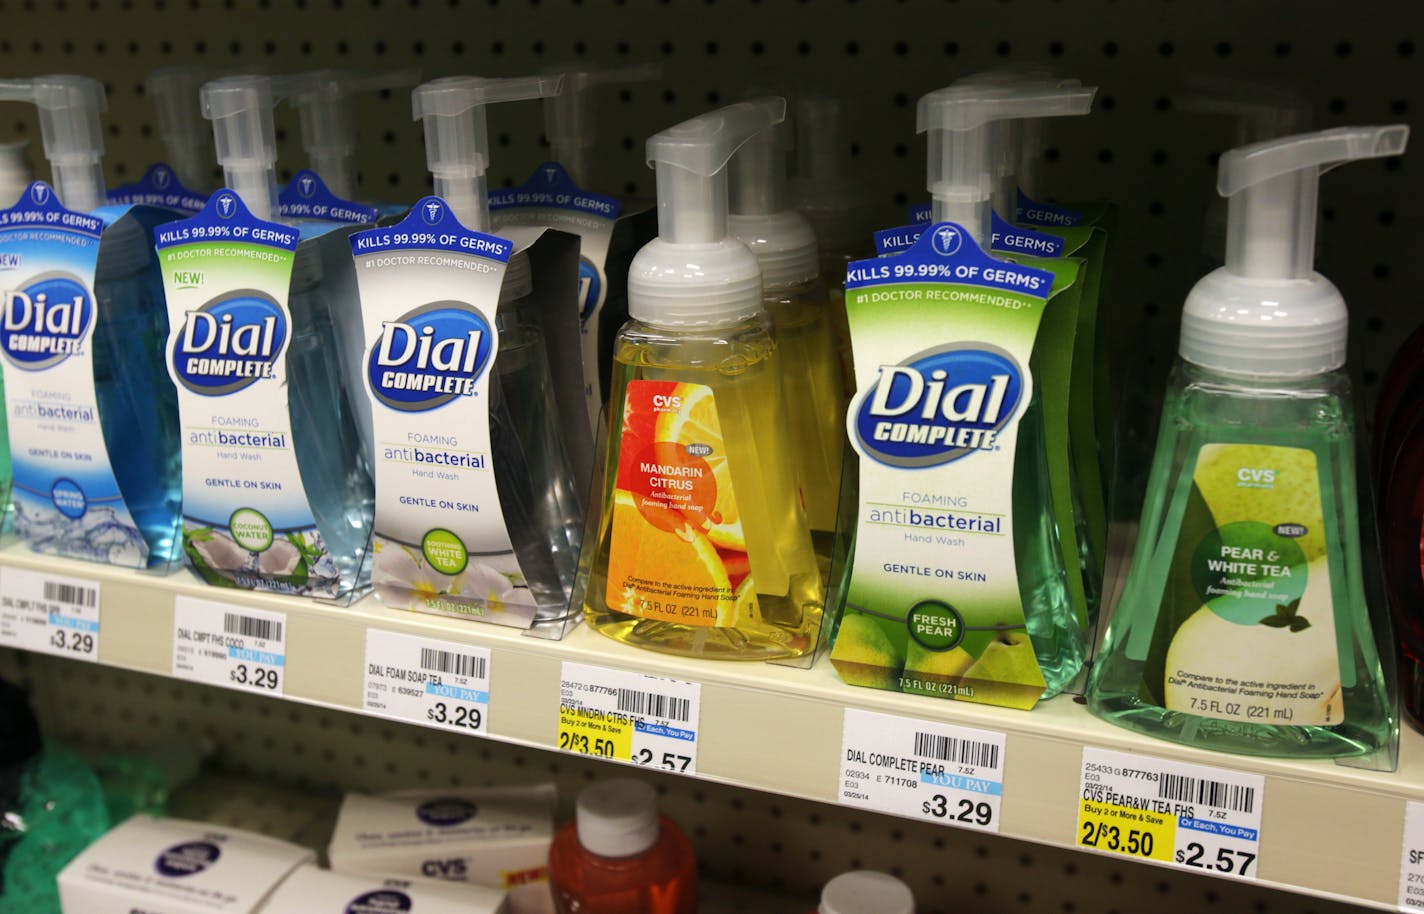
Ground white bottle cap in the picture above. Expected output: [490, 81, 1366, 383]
[411, 74, 563, 232]
[787, 91, 877, 258]
[819, 871, 914, 914]
[1180, 124, 1409, 378]
[0, 75, 107, 213]
[728, 101, 818, 291]
[289, 68, 419, 200]
[0, 139, 32, 208]
[145, 65, 219, 192]
[200, 74, 290, 222]
[629, 97, 783, 327]
[575, 779, 661, 858]
[916, 82, 1094, 246]
[542, 63, 661, 188]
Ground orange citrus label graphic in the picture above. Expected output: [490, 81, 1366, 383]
[606, 380, 755, 626]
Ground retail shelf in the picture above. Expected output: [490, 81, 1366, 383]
[1, 541, 1418, 910]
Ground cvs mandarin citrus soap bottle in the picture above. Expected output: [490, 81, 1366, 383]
[580, 97, 823, 661]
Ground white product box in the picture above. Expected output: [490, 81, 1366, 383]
[327, 785, 555, 914]
[259, 863, 509, 914]
[57, 815, 314, 914]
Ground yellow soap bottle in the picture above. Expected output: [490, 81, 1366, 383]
[580, 98, 823, 662]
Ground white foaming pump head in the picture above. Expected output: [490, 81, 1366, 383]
[728, 95, 819, 291]
[145, 65, 219, 192]
[412, 74, 563, 232]
[788, 90, 876, 257]
[200, 73, 292, 222]
[956, 67, 1092, 204]
[916, 83, 1095, 246]
[0, 75, 107, 213]
[289, 68, 419, 200]
[630, 96, 785, 326]
[1181, 124, 1409, 378]
[542, 62, 661, 188]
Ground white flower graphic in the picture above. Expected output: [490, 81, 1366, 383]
[372, 542, 455, 608]
[453, 563, 536, 616]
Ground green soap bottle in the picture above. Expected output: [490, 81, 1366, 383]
[1088, 125, 1409, 759]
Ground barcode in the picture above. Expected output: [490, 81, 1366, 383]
[1157, 773, 1255, 813]
[419, 647, 487, 680]
[44, 581, 96, 608]
[222, 612, 283, 643]
[615, 688, 691, 722]
[913, 732, 1001, 769]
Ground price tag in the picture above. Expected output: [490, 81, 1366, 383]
[363, 629, 490, 735]
[1078, 747, 1263, 879]
[838, 708, 1004, 833]
[1399, 801, 1424, 910]
[0, 567, 100, 661]
[172, 595, 286, 695]
[557, 661, 700, 774]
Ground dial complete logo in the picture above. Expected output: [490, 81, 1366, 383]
[853, 344, 1024, 468]
[172, 293, 286, 395]
[368, 302, 494, 411]
[0, 273, 94, 370]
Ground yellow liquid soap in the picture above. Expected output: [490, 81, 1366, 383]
[583, 314, 823, 661]
[766, 277, 848, 553]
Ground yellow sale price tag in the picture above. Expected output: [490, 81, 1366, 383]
[1077, 797, 1176, 863]
[557, 705, 634, 760]
[557, 662, 701, 774]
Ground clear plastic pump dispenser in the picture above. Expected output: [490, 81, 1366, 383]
[288, 68, 419, 200]
[0, 75, 182, 565]
[581, 98, 824, 662]
[144, 65, 218, 192]
[200, 74, 285, 222]
[543, 63, 661, 188]
[1088, 125, 1409, 760]
[910, 82, 1094, 696]
[411, 74, 585, 608]
[727, 105, 845, 550]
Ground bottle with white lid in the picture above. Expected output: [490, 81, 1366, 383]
[815, 871, 914, 914]
[580, 98, 823, 661]
[728, 106, 845, 556]
[548, 779, 696, 914]
[1088, 125, 1407, 760]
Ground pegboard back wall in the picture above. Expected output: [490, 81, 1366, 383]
[0, 0, 1420, 386]
[1, 649, 1373, 914]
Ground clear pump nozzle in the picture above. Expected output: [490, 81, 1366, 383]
[729, 101, 791, 217]
[145, 65, 218, 192]
[1180, 76, 1311, 147]
[0, 75, 107, 213]
[542, 63, 661, 188]
[727, 95, 819, 289]
[289, 68, 419, 199]
[412, 74, 563, 232]
[647, 96, 785, 245]
[200, 74, 293, 222]
[1181, 125, 1409, 378]
[1222, 124, 1408, 280]
[953, 67, 1087, 203]
[916, 83, 1094, 245]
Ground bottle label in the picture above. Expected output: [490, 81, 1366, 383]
[0, 182, 152, 566]
[108, 162, 209, 215]
[830, 222, 1058, 709]
[880, 213, 1065, 259]
[279, 169, 380, 225]
[912, 195, 1088, 228]
[605, 379, 757, 627]
[158, 190, 338, 595]
[1153, 443, 1342, 726]
[491, 161, 621, 434]
[351, 197, 540, 627]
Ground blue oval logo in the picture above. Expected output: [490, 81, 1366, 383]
[0, 274, 94, 371]
[852, 344, 1024, 468]
[578, 256, 601, 321]
[345, 890, 413, 914]
[415, 797, 477, 827]
[154, 840, 222, 878]
[368, 303, 494, 412]
[171, 293, 286, 396]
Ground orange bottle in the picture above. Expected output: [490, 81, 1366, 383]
[549, 780, 697, 914]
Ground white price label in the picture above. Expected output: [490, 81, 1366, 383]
[838, 708, 1005, 832]
[0, 567, 100, 660]
[1399, 801, 1424, 910]
[558, 661, 701, 774]
[1078, 747, 1264, 879]
[172, 595, 286, 695]
[363, 629, 490, 735]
